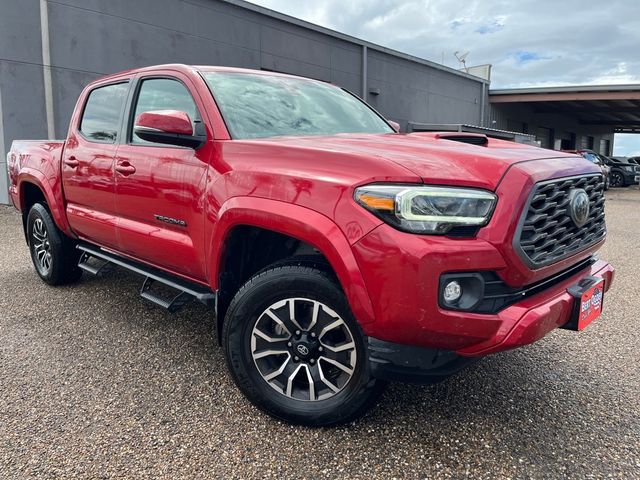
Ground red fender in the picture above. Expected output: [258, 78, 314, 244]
[17, 168, 73, 236]
[210, 197, 376, 325]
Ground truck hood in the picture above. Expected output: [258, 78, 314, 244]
[258, 132, 581, 190]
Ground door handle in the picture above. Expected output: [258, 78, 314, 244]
[115, 162, 136, 175]
[64, 156, 79, 168]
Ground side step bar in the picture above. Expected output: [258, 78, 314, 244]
[77, 243, 216, 313]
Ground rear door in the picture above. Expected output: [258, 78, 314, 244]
[113, 72, 211, 281]
[62, 81, 129, 248]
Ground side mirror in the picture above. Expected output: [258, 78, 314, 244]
[387, 120, 400, 133]
[134, 110, 206, 149]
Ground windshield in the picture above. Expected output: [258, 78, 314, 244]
[581, 152, 599, 163]
[202, 72, 393, 139]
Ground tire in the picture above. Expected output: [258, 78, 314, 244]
[255, 254, 331, 276]
[27, 203, 83, 286]
[609, 171, 624, 188]
[222, 264, 385, 426]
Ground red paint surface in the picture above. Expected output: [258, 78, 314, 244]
[7, 64, 615, 357]
[135, 110, 194, 135]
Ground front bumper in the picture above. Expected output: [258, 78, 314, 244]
[367, 258, 613, 382]
[367, 257, 611, 382]
[456, 259, 614, 355]
[621, 170, 639, 185]
[352, 221, 614, 357]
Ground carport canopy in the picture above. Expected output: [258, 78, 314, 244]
[489, 85, 640, 133]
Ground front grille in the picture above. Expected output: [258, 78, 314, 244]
[515, 174, 606, 268]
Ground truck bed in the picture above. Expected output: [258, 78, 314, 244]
[7, 139, 65, 212]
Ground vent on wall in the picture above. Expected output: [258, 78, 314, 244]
[435, 133, 489, 146]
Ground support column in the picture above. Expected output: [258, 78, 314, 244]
[361, 45, 367, 99]
[480, 82, 486, 127]
[0, 84, 8, 205]
[40, 0, 55, 139]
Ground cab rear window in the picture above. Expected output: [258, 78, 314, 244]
[80, 82, 128, 142]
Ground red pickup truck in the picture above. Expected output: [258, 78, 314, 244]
[6, 64, 614, 426]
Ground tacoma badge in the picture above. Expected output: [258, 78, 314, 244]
[154, 215, 187, 227]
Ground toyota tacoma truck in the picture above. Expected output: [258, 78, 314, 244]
[6, 65, 614, 426]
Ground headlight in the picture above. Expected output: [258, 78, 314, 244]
[354, 184, 497, 234]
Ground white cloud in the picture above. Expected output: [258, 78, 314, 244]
[250, 0, 640, 88]
[252, 0, 640, 154]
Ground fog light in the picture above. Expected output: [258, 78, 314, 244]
[439, 273, 485, 311]
[443, 281, 462, 303]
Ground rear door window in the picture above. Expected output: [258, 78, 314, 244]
[79, 82, 128, 143]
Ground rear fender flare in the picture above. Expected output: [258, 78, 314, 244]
[18, 169, 73, 236]
[210, 197, 376, 326]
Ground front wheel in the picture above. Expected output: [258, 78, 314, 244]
[222, 264, 385, 426]
[609, 171, 624, 188]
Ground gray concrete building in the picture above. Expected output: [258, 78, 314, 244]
[3, 0, 636, 206]
[0, 0, 490, 204]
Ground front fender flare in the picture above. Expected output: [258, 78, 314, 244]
[210, 197, 376, 326]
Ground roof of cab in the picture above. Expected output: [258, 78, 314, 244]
[88, 64, 318, 86]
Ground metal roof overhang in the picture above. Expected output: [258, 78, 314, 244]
[489, 85, 640, 133]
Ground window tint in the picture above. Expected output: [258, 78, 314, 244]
[202, 72, 393, 139]
[80, 83, 128, 142]
[131, 78, 199, 144]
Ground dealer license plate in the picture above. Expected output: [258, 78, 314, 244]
[563, 277, 605, 331]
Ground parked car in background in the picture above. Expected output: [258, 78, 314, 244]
[571, 149, 640, 188]
[600, 154, 640, 188]
[566, 150, 611, 190]
[626, 156, 640, 166]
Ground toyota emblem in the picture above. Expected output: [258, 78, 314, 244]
[569, 189, 590, 228]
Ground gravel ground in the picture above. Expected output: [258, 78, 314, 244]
[1, 189, 639, 479]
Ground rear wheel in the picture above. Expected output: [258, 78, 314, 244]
[222, 264, 384, 426]
[609, 171, 624, 188]
[27, 203, 82, 285]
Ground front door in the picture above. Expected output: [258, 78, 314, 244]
[114, 74, 210, 281]
[62, 81, 130, 249]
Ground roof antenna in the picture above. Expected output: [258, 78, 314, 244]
[454, 51, 469, 72]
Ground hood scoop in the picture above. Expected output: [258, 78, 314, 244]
[435, 132, 489, 147]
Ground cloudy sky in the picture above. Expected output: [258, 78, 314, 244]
[251, 0, 640, 154]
